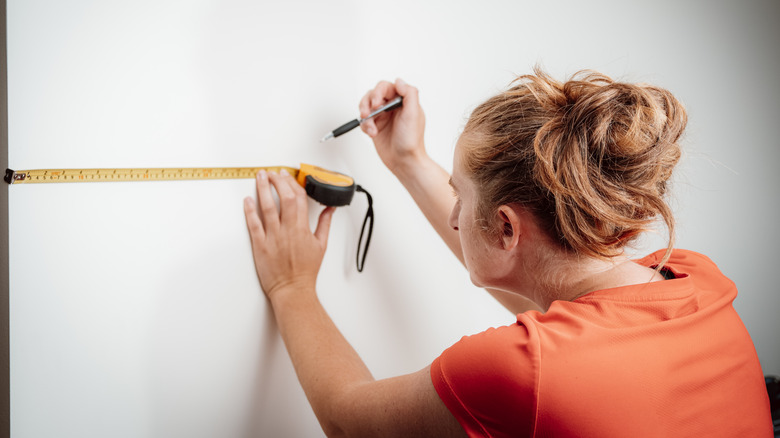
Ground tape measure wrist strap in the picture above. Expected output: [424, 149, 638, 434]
[355, 185, 374, 273]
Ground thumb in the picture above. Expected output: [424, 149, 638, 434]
[314, 206, 336, 247]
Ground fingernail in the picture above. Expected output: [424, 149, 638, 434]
[258, 170, 267, 180]
[397, 78, 406, 86]
[280, 169, 289, 176]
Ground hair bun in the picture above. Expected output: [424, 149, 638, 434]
[574, 73, 685, 157]
[463, 68, 687, 266]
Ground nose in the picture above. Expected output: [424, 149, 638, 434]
[448, 202, 459, 231]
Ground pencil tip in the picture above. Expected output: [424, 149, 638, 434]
[320, 132, 333, 143]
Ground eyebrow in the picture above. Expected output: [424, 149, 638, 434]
[448, 177, 457, 190]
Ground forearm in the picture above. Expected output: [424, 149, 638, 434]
[393, 154, 542, 315]
[270, 288, 373, 436]
[393, 153, 464, 264]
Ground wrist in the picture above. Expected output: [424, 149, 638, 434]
[265, 278, 317, 308]
[269, 287, 319, 320]
[390, 147, 433, 183]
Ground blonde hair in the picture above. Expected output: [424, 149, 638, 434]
[462, 67, 686, 268]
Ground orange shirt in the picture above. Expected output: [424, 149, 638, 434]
[431, 250, 771, 437]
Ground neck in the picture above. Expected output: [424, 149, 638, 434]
[520, 251, 664, 311]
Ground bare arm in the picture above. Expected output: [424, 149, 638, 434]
[244, 170, 465, 437]
[270, 286, 464, 437]
[395, 155, 541, 315]
[360, 80, 541, 315]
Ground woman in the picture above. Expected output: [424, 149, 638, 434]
[243, 69, 771, 437]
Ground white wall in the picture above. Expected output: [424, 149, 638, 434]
[8, 0, 779, 436]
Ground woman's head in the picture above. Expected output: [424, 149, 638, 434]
[459, 67, 687, 268]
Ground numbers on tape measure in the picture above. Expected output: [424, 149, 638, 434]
[5, 165, 357, 208]
[5, 167, 301, 184]
[5, 164, 373, 271]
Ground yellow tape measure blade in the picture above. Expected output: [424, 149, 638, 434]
[5, 165, 355, 207]
[4, 167, 302, 184]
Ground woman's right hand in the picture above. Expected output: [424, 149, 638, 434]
[359, 79, 426, 176]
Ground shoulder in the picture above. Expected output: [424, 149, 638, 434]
[637, 248, 720, 274]
[435, 322, 538, 376]
[638, 249, 736, 295]
[431, 323, 538, 436]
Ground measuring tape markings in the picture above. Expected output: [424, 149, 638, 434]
[4, 166, 298, 184]
[5, 164, 355, 206]
[6, 163, 374, 270]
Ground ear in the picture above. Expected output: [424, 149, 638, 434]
[497, 205, 522, 251]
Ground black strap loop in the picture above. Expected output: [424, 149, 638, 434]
[355, 185, 373, 272]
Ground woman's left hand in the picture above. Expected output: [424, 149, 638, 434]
[243, 169, 335, 302]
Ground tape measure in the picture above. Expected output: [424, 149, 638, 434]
[5, 162, 374, 271]
[5, 163, 357, 207]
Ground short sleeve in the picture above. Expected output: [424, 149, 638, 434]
[431, 323, 539, 438]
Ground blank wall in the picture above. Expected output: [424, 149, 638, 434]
[6, 1, 779, 436]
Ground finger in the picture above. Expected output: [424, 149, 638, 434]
[360, 90, 384, 137]
[369, 83, 397, 112]
[256, 170, 280, 232]
[394, 78, 422, 126]
[375, 80, 399, 104]
[359, 90, 373, 120]
[285, 169, 310, 228]
[243, 196, 266, 243]
[268, 170, 299, 225]
[363, 81, 401, 137]
[361, 118, 378, 137]
[372, 112, 392, 133]
[314, 206, 336, 247]
[394, 78, 419, 106]
[361, 80, 396, 118]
